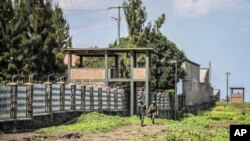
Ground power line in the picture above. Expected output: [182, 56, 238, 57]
[64, 8, 108, 12]
[64, 9, 109, 17]
[70, 19, 115, 30]
[71, 18, 112, 27]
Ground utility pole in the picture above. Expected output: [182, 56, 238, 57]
[170, 60, 178, 119]
[225, 72, 231, 105]
[108, 6, 126, 46]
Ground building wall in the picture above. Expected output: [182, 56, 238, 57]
[133, 68, 146, 80]
[71, 68, 105, 80]
[231, 93, 243, 103]
[182, 61, 200, 83]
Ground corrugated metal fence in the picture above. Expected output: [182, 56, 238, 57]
[0, 83, 127, 120]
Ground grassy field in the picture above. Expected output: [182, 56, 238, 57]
[36, 102, 250, 141]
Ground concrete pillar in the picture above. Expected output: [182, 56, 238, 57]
[7, 82, 18, 119]
[24, 83, 33, 118]
[130, 51, 135, 116]
[70, 83, 76, 111]
[81, 85, 86, 111]
[79, 56, 83, 67]
[115, 56, 119, 68]
[145, 50, 151, 109]
[67, 53, 72, 83]
[114, 88, 118, 112]
[58, 81, 65, 111]
[105, 51, 108, 86]
[98, 87, 102, 112]
[90, 86, 94, 110]
[121, 89, 125, 113]
[106, 87, 111, 111]
[44, 82, 52, 113]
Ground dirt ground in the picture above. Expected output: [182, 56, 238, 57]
[0, 124, 167, 141]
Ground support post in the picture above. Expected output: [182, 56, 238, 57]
[130, 51, 135, 116]
[105, 50, 108, 86]
[90, 86, 94, 111]
[145, 50, 151, 109]
[7, 82, 18, 119]
[130, 81, 135, 116]
[25, 83, 33, 118]
[107, 87, 111, 111]
[67, 53, 72, 83]
[58, 81, 65, 111]
[226, 72, 231, 105]
[81, 85, 86, 111]
[44, 82, 52, 113]
[70, 83, 76, 111]
[243, 88, 245, 102]
[79, 56, 83, 67]
[114, 88, 118, 112]
[98, 87, 102, 112]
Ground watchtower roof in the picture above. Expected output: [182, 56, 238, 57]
[62, 47, 155, 56]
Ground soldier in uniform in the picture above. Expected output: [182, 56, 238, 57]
[148, 101, 158, 124]
[137, 100, 147, 126]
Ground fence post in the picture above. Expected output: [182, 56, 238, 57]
[70, 83, 76, 111]
[58, 81, 65, 111]
[90, 86, 94, 111]
[44, 82, 52, 113]
[24, 83, 33, 119]
[98, 87, 102, 112]
[158, 93, 162, 111]
[81, 85, 86, 111]
[7, 82, 18, 119]
[163, 94, 166, 111]
[121, 89, 125, 115]
[106, 87, 110, 111]
[114, 88, 118, 113]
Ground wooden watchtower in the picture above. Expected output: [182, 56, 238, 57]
[63, 48, 154, 115]
[230, 87, 245, 103]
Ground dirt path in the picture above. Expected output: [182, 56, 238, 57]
[0, 123, 167, 141]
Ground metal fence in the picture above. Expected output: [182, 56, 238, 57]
[0, 83, 127, 120]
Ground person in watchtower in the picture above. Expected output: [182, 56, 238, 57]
[120, 60, 125, 78]
[148, 101, 158, 124]
[138, 100, 147, 126]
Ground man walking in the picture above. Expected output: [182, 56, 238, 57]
[148, 101, 158, 124]
[137, 100, 147, 126]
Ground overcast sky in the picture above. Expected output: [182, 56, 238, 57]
[54, 0, 250, 101]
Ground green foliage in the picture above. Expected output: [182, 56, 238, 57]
[166, 89, 175, 95]
[0, 0, 70, 81]
[109, 0, 186, 91]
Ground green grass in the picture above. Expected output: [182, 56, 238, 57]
[37, 102, 250, 141]
[37, 112, 162, 134]
[164, 102, 250, 141]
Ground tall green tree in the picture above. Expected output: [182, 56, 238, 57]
[110, 0, 186, 91]
[0, 0, 70, 81]
[29, 0, 70, 77]
[0, 0, 14, 78]
[51, 4, 70, 73]
[9, 0, 34, 76]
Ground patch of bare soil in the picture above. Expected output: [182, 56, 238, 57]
[0, 124, 167, 141]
